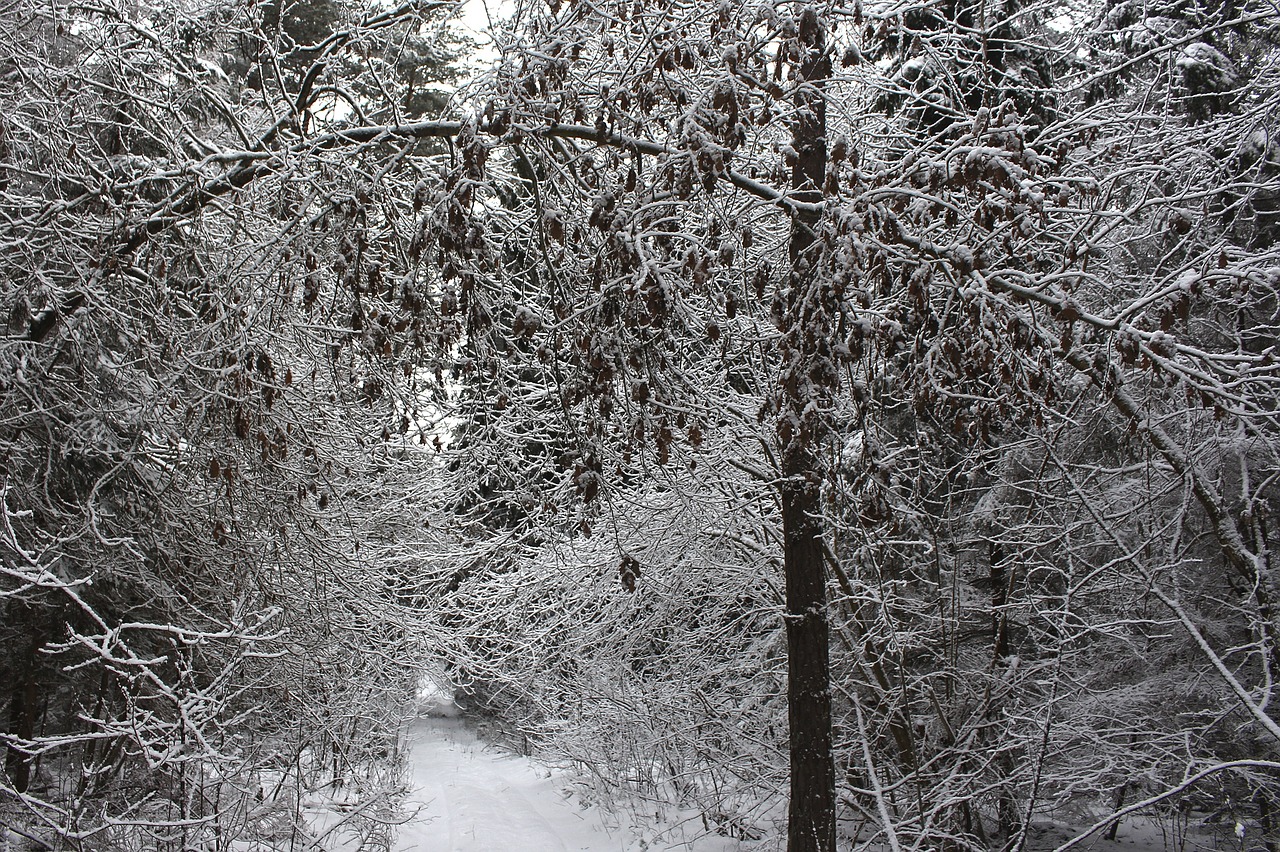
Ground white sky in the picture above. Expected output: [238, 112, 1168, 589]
[455, 0, 509, 63]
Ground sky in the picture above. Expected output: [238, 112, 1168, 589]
[456, 0, 508, 65]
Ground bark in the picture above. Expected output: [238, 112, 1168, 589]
[1257, 788, 1279, 852]
[780, 9, 836, 852]
[4, 630, 42, 795]
[990, 539, 1010, 660]
[782, 456, 836, 852]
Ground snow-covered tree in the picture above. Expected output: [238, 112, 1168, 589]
[0, 0, 463, 845]
[4, 0, 1280, 847]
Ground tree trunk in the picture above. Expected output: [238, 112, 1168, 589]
[781, 458, 836, 852]
[4, 630, 42, 795]
[780, 9, 836, 852]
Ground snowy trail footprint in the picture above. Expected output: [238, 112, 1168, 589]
[393, 717, 629, 852]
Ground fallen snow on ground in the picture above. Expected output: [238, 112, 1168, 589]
[394, 716, 625, 852]
[396, 684, 1226, 852]
[395, 692, 744, 852]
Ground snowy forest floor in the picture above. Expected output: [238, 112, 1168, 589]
[390, 699, 1242, 852]
[392, 707, 745, 852]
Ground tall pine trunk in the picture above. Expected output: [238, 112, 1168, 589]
[780, 9, 836, 852]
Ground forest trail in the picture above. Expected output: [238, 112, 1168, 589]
[389, 702, 1195, 852]
[393, 714, 629, 852]
[392, 679, 746, 852]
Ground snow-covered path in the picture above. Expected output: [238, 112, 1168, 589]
[388, 708, 1214, 852]
[393, 716, 637, 852]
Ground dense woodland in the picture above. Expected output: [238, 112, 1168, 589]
[1, 0, 1279, 848]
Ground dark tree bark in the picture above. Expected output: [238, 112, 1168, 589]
[4, 623, 43, 795]
[3, 685, 36, 794]
[990, 539, 1010, 661]
[780, 9, 836, 852]
[781, 463, 836, 852]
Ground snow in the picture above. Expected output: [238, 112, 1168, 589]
[841, 431, 865, 465]
[396, 718, 620, 851]
[1031, 815, 1232, 852]
[391, 709, 1242, 852]
[396, 691, 745, 852]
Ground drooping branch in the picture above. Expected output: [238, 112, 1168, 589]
[1065, 349, 1280, 673]
[1052, 760, 1280, 852]
[124, 120, 818, 249]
